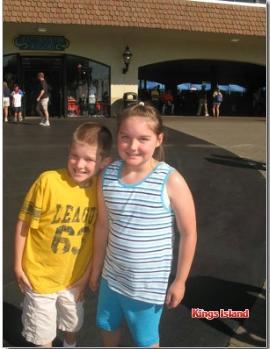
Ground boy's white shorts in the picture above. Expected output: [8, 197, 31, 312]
[22, 287, 84, 345]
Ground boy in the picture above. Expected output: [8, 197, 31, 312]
[14, 122, 112, 347]
[11, 84, 24, 122]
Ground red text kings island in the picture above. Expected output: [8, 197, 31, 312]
[191, 308, 250, 320]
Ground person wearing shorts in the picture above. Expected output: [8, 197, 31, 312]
[3, 81, 11, 122]
[14, 122, 112, 347]
[36, 72, 50, 127]
[22, 287, 84, 346]
[212, 87, 223, 118]
[96, 278, 163, 347]
[11, 84, 23, 122]
[90, 103, 197, 347]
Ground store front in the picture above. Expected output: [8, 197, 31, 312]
[3, 54, 110, 118]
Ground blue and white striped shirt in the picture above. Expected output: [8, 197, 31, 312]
[102, 160, 176, 304]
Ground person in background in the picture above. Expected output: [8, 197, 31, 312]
[150, 85, 161, 111]
[196, 85, 209, 117]
[3, 81, 11, 122]
[89, 81, 97, 117]
[212, 87, 223, 118]
[36, 72, 50, 127]
[90, 102, 197, 347]
[11, 84, 24, 122]
[14, 122, 112, 348]
[161, 90, 175, 115]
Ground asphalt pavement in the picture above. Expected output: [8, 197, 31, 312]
[3, 115, 266, 348]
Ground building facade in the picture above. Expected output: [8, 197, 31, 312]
[3, 0, 266, 117]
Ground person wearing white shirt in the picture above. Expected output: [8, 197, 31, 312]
[11, 84, 24, 122]
[89, 82, 97, 116]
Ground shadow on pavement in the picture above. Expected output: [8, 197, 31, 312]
[160, 275, 266, 347]
[184, 276, 266, 345]
[205, 154, 266, 171]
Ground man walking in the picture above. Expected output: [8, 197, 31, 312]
[36, 72, 50, 127]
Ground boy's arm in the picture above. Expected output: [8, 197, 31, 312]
[11, 92, 15, 106]
[89, 173, 109, 292]
[166, 171, 197, 309]
[14, 220, 33, 293]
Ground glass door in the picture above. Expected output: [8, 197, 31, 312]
[21, 56, 64, 117]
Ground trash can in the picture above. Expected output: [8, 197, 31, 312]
[123, 92, 138, 108]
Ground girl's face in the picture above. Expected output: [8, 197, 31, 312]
[67, 142, 104, 187]
[117, 116, 163, 169]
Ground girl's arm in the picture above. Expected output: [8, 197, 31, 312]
[14, 220, 33, 293]
[89, 173, 109, 292]
[166, 171, 197, 309]
[68, 259, 92, 301]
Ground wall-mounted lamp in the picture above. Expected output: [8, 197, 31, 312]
[38, 27, 47, 33]
[122, 46, 132, 74]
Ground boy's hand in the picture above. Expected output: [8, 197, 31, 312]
[165, 280, 186, 309]
[14, 268, 32, 294]
[68, 277, 88, 302]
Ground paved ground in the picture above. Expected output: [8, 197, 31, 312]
[3, 116, 266, 348]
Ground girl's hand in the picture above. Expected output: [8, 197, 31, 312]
[89, 271, 100, 292]
[14, 268, 32, 294]
[165, 280, 186, 309]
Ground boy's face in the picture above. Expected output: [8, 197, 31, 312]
[67, 142, 107, 187]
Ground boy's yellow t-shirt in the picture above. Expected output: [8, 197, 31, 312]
[18, 169, 97, 294]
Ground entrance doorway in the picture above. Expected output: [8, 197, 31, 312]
[22, 56, 64, 117]
[4, 54, 111, 118]
[139, 60, 266, 116]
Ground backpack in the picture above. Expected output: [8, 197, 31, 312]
[215, 93, 223, 103]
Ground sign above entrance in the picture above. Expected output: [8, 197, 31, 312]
[14, 35, 70, 51]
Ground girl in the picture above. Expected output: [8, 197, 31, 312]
[90, 102, 197, 347]
[212, 87, 223, 118]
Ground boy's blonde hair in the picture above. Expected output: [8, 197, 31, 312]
[117, 103, 165, 161]
[72, 122, 112, 158]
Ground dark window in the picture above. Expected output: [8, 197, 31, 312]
[3, 54, 20, 88]
[3, 54, 111, 118]
[66, 55, 110, 117]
